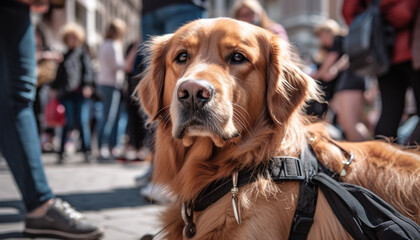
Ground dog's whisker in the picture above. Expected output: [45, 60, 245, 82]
[232, 106, 251, 127]
[162, 113, 172, 128]
[233, 108, 253, 137]
[232, 115, 245, 133]
[154, 110, 171, 129]
[233, 103, 252, 120]
[233, 107, 252, 130]
[155, 105, 170, 118]
[232, 114, 250, 136]
[233, 113, 253, 138]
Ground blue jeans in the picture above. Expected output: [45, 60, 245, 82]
[116, 99, 128, 147]
[96, 85, 121, 149]
[141, 3, 206, 42]
[0, 1, 54, 212]
[59, 92, 91, 153]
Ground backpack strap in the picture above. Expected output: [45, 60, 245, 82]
[288, 146, 319, 240]
[312, 172, 370, 240]
[313, 172, 420, 240]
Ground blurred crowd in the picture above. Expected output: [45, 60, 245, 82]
[35, 19, 145, 163]
[29, 0, 420, 201]
[31, 0, 420, 200]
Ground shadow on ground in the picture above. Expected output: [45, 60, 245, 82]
[0, 200, 25, 223]
[0, 232, 24, 239]
[0, 187, 152, 239]
[57, 187, 151, 211]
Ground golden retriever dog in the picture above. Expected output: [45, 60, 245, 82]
[136, 18, 420, 239]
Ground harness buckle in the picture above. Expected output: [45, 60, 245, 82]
[269, 156, 305, 181]
[339, 153, 354, 177]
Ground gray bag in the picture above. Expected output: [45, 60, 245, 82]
[343, 0, 394, 77]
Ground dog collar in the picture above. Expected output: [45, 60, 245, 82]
[187, 155, 306, 212]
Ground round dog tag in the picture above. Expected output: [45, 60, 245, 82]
[183, 222, 196, 238]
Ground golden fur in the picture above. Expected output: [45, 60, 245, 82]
[136, 18, 420, 239]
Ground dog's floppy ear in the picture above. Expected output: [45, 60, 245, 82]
[135, 34, 173, 121]
[266, 36, 321, 127]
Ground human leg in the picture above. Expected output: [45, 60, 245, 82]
[58, 96, 75, 162]
[127, 98, 147, 149]
[114, 100, 127, 151]
[0, 2, 54, 212]
[73, 93, 94, 162]
[333, 90, 369, 141]
[406, 66, 420, 144]
[375, 64, 408, 139]
[103, 89, 121, 151]
[0, 2, 102, 238]
[96, 85, 113, 150]
[78, 94, 92, 152]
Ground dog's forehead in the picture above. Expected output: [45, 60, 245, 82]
[174, 18, 262, 47]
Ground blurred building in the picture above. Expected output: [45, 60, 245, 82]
[35, 0, 141, 54]
[208, 0, 345, 58]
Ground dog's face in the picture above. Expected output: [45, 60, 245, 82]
[138, 18, 317, 147]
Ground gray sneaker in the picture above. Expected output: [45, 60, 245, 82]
[24, 198, 103, 239]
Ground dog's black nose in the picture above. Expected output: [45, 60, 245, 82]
[177, 80, 214, 109]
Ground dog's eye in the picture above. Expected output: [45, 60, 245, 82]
[230, 53, 247, 64]
[175, 52, 188, 64]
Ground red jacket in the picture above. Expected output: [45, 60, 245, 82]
[342, 0, 419, 64]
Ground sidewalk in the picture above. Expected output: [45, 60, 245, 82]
[0, 153, 164, 240]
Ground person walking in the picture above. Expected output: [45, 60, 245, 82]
[343, 0, 420, 144]
[50, 23, 95, 163]
[121, 41, 148, 161]
[96, 19, 130, 160]
[0, 0, 102, 238]
[311, 19, 369, 141]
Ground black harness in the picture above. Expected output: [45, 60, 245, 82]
[184, 145, 336, 240]
[141, 142, 420, 240]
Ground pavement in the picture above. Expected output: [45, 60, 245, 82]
[0, 153, 165, 240]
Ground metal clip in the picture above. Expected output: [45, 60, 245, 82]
[231, 171, 241, 225]
[182, 202, 196, 238]
[340, 153, 354, 177]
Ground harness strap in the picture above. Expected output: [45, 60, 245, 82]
[288, 146, 319, 240]
[190, 145, 338, 240]
[191, 156, 306, 212]
[191, 167, 259, 212]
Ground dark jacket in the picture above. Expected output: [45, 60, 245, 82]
[342, 0, 419, 64]
[412, 3, 420, 69]
[51, 46, 94, 98]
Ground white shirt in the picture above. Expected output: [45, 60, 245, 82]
[96, 39, 125, 88]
